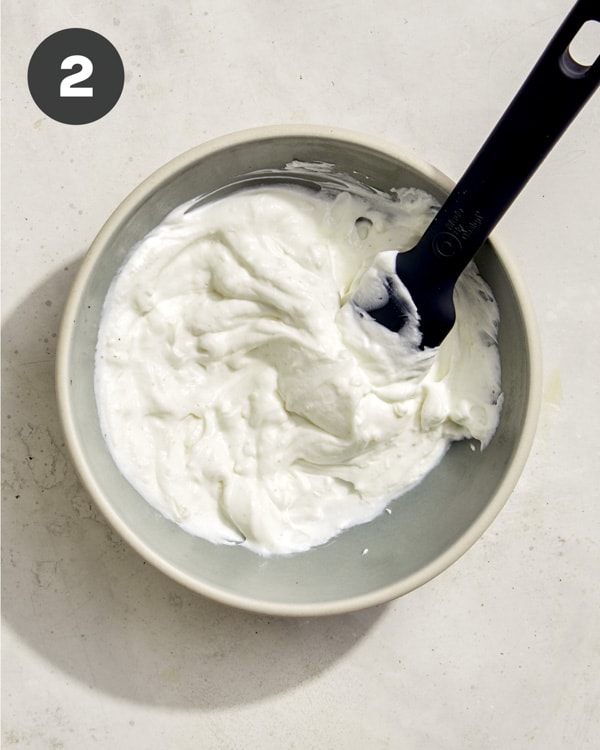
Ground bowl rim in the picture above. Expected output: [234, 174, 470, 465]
[56, 124, 543, 617]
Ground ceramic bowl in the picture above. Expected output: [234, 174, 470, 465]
[56, 125, 542, 616]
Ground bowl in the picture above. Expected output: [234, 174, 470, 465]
[56, 125, 542, 616]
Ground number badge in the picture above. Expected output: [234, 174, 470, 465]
[28, 28, 124, 125]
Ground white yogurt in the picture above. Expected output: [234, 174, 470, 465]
[95, 183, 503, 555]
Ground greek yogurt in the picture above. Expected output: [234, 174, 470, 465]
[95, 182, 503, 555]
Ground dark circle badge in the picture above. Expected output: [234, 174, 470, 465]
[27, 28, 124, 125]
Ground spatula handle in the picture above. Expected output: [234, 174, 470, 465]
[413, 0, 600, 276]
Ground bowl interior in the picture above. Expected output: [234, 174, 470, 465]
[58, 128, 539, 615]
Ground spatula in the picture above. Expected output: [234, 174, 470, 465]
[361, 0, 600, 348]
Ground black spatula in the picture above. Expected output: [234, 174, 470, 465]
[361, 0, 600, 349]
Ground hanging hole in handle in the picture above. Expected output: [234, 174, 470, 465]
[561, 19, 600, 76]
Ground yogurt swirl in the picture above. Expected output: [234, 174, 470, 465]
[95, 183, 502, 555]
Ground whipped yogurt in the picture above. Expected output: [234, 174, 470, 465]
[95, 182, 503, 555]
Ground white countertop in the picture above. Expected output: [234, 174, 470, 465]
[2, 1, 599, 748]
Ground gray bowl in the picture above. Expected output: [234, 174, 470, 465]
[56, 125, 542, 616]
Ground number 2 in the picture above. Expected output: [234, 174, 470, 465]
[60, 55, 93, 97]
